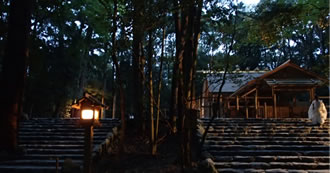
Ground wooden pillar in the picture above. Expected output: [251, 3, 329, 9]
[236, 96, 239, 111]
[255, 89, 258, 118]
[258, 101, 260, 118]
[274, 94, 277, 118]
[220, 95, 223, 117]
[227, 98, 230, 116]
[310, 88, 315, 103]
[84, 125, 93, 173]
[245, 97, 248, 119]
[208, 97, 211, 118]
[272, 87, 277, 118]
[264, 102, 267, 118]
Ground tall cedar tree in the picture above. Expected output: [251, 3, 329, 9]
[111, 0, 126, 152]
[0, 0, 32, 152]
[132, 0, 146, 133]
[172, 0, 203, 168]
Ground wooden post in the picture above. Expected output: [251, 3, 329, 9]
[274, 94, 277, 118]
[220, 95, 223, 117]
[272, 87, 277, 118]
[227, 98, 230, 116]
[112, 93, 116, 119]
[245, 97, 248, 119]
[264, 102, 267, 118]
[101, 97, 105, 119]
[56, 157, 59, 173]
[310, 88, 315, 103]
[236, 96, 239, 111]
[255, 89, 258, 118]
[208, 97, 212, 118]
[84, 126, 93, 173]
[258, 101, 260, 118]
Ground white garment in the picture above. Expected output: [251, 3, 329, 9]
[308, 99, 327, 125]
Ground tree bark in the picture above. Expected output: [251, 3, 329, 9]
[172, 0, 203, 168]
[78, 27, 93, 98]
[155, 27, 166, 153]
[132, 0, 146, 133]
[111, 62, 116, 119]
[112, 90, 116, 119]
[112, 0, 126, 152]
[0, 0, 32, 152]
[147, 31, 156, 155]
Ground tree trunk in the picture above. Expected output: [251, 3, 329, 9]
[172, 0, 204, 168]
[169, 60, 178, 133]
[171, 0, 188, 135]
[172, 0, 203, 168]
[111, 62, 116, 119]
[112, 0, 126, 152]
[132, 0, 146, 133]
[78, 27, 93, 98]
[147, 31, 156, 155]
[101, 72, 107, 119]
[155, 27, 166, 153]
[0, 0, 32, 152]
[112, 91, 116, 119]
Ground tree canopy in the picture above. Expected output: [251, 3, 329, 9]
[0, 0, 327, 119]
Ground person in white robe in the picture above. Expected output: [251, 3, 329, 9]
[308, 96, 327, 125]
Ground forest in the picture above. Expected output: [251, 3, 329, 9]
[0, 0, 329, 172]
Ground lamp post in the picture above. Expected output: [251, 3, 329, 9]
[80, 102, 100, 173]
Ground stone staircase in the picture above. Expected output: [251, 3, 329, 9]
[0, 118, 120, 173]
[199, 118, 330, 173]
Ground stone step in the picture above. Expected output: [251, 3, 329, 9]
[209, 150, 329, 156]
[19, 125, 118, 129]
[19, 121, 119, 125]
[207, 128, 329, 133]
[214, 161, 330, 170]
[18, 125, 118, 129]
[25, 148, 83, 155]
[213, 156, 330, 163]
[206, 132, 329, 137]
[18, 135, 111, 140]
[204, 144, 329, 151]
[18, 131, 109, 136]
[205, 140, 330, 146]
[200, 118, 329, 122]
[19, 144, 84, 149]
[19, 140, 104, 145]
[0, 165, 60, 173]
[19, 128, 114, 133]
[202, 123, 330, 130]
[201, 123, 330, 128]
[19, 118, 119, 122]
[200, 118, 330, 172]
[203, 121, 330, 125]
[216, 168, 330, 173]
[18, 154, 84, 160]
[201, 121, 330, 125]
[206, 136, 330, 141]
[0, 118, 119, 173]
[0, 159, 82, 166]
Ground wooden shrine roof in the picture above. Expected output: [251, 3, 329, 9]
[230, 60, 328, 97]
[265, 79, 323, 86]
[71, 93, 107, 109]
[206, 71, 265, 93]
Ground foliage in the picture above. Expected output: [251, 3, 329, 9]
[0, 0, 327, 116]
